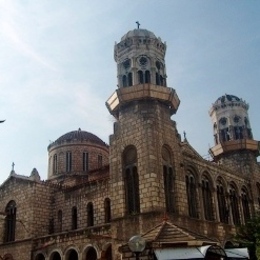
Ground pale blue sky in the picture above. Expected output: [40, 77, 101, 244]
[0, 1, 259, 183]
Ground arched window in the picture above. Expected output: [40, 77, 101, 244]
[156, 73, 160, 85]
[162, 146, 175, 213]
[201, 174, 214, 221]
[5, 200, 16, 242]
[145, 71, 150, 83]
[104, 198, 111, 223]
[241, 187, 250, 222]
[229, 184, 240, 225]
[216, 179, 228, 223]
[57, 210, 62, 232]
[71, 206, 77, 230]
[87, 202, 94, 227]
[186, 170, 198, 218]
[83, 152, 88, 172]
[123, 146, 140, 215]
[122, 75, 127, 87]
[66, 151, 72, 172]
[53, 154, 57, 174]
[138, 71, 144, 84]
[128, 73, 133, 86]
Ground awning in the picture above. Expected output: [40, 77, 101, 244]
[154, 245, 226, 260]
[225, 248, 249, 259]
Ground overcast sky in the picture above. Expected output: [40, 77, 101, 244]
[0, 1, 259, 184]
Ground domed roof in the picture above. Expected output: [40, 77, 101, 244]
[214, 94, 241, 104]
[48, 128, 107, 149]
[121, 28, 157, 41]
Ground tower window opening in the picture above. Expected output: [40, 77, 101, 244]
[87, 202, 94, 227]
[53, 154, 58, 174]
[220, 128, 230, 142]
[122, 75, 127, 87]
[83, 152, 89, 172]
[66, 151, 72, 172]
[128, 72, 133, 86]
[234, 126, 243, 140]
[71, 206, 77, 230]
[57, 210, 62, 232]
[104, 198, 111, 223]
[138, 71, 144, 84]
[163, 165, 175, 213]
[98, 155, 102, 168]
[125, 166, 140, 214]
[145, 70, 150, 83]
[156, 73, 160, 85]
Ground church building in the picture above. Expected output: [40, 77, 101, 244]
[0, 27, 259, 260]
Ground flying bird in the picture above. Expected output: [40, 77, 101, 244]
[0, 120, 5, 123]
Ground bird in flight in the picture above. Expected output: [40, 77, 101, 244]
[0, 120, 5, 123]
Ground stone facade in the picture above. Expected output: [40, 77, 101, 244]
[0, 28, 259, 260]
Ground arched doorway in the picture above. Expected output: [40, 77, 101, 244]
[50, 251, 62, 260]
[35, 253, 45, 260]
[67, 249, 78, 260]
[86, 247, 97, 260]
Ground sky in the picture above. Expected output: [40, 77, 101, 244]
[0, 1, 259, 184]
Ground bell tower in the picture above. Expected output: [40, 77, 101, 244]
[106, 27, 180, 236]
[209, 94, 259, 173]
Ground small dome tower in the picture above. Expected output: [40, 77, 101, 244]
[106, 27, 181, 233]
[107, 27, 179, 118]
[209, 94, 259, 170]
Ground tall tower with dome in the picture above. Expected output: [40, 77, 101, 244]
[106, 27, 181, 237]
[209, 94, 259, 174]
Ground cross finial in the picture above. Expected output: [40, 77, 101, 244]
[12, 162, 15, 171]
[136, 21, 140, 29]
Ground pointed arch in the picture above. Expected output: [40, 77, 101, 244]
[241, 186, 250, 222]
[201, 172, 214, 221]
[5, 200, 16, 242]
[123, 145, 140, 215]
[229, 183, 240, 225]
[162, 145, 175, 213]
[216, 177, 228, 224]
[185, 167, 198, 218]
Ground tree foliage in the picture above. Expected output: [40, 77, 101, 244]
[235, 214, 260, 260]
